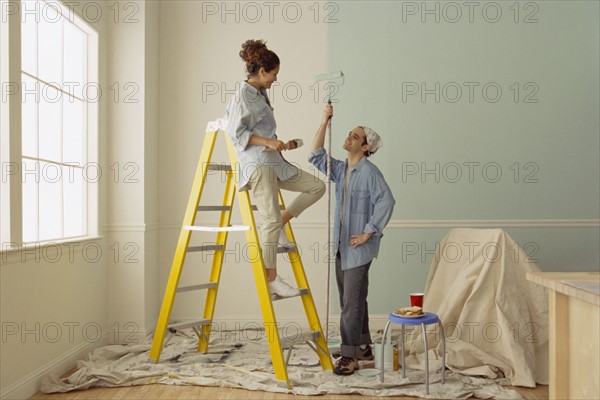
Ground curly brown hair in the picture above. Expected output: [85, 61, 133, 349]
[239, 39, 280, 77]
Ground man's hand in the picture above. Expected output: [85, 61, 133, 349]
[349, 232, 373, 248]
[311, 104, 334, 152]
[323, 104, 333, 123]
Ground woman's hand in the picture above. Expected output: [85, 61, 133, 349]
[349, 232, 373, 248]
[267, 139, 287, 152]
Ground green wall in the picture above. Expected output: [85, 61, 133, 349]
[327, 1, 600, 312]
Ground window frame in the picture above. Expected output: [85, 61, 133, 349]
[0, 0, 99, 250]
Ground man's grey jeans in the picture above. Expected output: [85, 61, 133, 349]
[336, 252, 373, 358]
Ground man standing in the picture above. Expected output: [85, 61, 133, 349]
[308, 104, 396, 375]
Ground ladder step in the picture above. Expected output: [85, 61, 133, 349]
[197, 205, 283, 211]
[272, 288, 309, 302]
[277, 246, 297, 254]
[197, 205, 231, 211]
[207, 163, 232, 171]
[187, 244, 224, 252]
[184, 225, 250, 232]
[251, 205, 285, 211]
[177, 282, 217, 293]
[280, 330, 321, 349]
[168, 319, 211, 332]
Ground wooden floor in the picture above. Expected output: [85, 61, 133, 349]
[31, 383, 548, 400]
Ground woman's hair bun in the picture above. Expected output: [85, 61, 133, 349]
[239, 39, 280, 76]
[239, 39, 267, 62]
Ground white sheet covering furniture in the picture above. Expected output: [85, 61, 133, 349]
[408, 228, 548, 387]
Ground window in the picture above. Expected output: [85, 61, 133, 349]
[20, 0, 98, 243]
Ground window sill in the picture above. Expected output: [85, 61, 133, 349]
[1, 235, 105, 265]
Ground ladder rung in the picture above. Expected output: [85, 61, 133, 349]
[184, 225, 250, 232]
[177, 282, 217, 293]
[197, 205, 284, 212]
[251, 205, 285, 211]
[272, 288, 309, 302]
[280, 330, 321, 349]
[207, 163, 232, 171]
[197, 206, 232, 211]
[168, 319, 211, 332]
[187, 245, 224, 252]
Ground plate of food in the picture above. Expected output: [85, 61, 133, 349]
[393, 306, 426, 318]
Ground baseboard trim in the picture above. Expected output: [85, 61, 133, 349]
[0, 335, 109, 400]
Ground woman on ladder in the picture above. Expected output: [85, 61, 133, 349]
[226, 39, 325, 298]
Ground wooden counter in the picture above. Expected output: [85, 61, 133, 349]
[527, 272, 599, 400]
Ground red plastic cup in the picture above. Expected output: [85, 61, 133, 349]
[410, 293, 424, 308]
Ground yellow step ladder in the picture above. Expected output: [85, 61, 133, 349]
[149, 120, 333, 388]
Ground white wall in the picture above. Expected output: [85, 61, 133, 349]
[105, 0, 161, 338]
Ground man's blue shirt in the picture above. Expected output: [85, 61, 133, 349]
[308, 147, 396, 270]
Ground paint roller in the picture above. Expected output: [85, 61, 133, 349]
[315, 71, 345, 114]
[315, 71, 345, 87]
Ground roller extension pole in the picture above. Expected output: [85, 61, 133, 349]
[314, 71, 344, 344]
[325, 99, 332, 341]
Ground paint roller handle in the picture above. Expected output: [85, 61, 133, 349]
[262, 139, 303, 152]
[324, 99, 334, 122]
